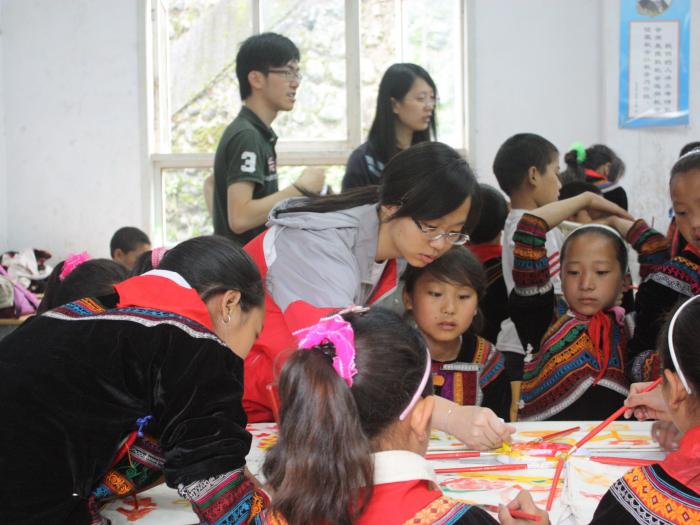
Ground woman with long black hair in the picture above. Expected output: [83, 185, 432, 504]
[342, 63, 438, 190]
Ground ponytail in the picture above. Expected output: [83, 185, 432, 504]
[263, 348, 373, 525]
[263, 308, 431, 524]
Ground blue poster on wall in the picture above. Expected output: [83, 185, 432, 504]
[619, 0, 690, 128]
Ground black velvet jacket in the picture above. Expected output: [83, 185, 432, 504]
[0, 292, 250, 524]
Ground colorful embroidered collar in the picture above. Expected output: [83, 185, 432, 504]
[114, 270, 214, 331]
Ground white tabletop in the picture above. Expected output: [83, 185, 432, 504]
[102, 420, 665, 524]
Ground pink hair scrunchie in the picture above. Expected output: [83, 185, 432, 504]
[151, 247, 168, 269]
[59, 252, 90, 281]
[294, 314, 358, 387]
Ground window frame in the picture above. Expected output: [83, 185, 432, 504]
[145, 0, 468, 245]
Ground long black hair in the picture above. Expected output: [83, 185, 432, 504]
[368, 63, 437, 164]
[263, 308, 432, 525]
[158, 235, 264, 311]
[279, 141, 481, 233]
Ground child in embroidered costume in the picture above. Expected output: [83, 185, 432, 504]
[509, 191, 651, 420]
[257, 308, 510, 525]
[628, 148, 700, 381]
[402, 246, 512, 421]
[0, 236, 269, 525]
[589, 296, 700, 523]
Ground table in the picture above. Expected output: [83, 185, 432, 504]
[102, 421, 665, 524]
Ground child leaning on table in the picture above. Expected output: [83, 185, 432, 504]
[502, 296, 700, 525]
[255, 307, 507, 525]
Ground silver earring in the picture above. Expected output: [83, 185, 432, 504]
[223, 314, 231, 324]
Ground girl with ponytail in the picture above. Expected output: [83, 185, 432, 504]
[259, 307, 510, 525]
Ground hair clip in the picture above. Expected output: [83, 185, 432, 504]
[59, 252, 90, 281]
[337, 305, 370, 315]
[569, 142, 587, 164]
[151, 247, 168, 269]
[312, 341, 337, 362]
[294, 314, 358, 387]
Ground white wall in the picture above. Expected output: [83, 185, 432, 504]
[2, 0, 145, 260]
[468, 0, 604, 186]
[0, 3, 7, 251]
[601, 2, 700, 234]
[1, 0, 698, 260]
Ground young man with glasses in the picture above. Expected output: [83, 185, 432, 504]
[211, 32, 325, 246]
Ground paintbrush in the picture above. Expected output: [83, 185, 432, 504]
[527, 426, 581, 444]
[545, 457, 565, 511]
[426, 451, 483, 460]
[567, 377, 662, 457]
[589, 456, 657, 467]
[434, 463, 529, 474]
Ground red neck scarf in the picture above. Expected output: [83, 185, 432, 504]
[660, 425, 700, 494]
[572, 306, 625, 384]
[584, 168, 608, 182]
[114, 270, 214, 331]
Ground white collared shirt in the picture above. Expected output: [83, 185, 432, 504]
[372, 450, 438, 487]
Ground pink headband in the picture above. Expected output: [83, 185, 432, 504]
[151, 247, 168, 269]
[59, 252, 90, 281]
[399, 346, 432, 421]
[294, 314, 358, 387]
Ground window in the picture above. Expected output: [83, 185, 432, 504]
[148, 0, 467, 244]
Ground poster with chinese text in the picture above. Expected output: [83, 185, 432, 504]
[619, 0, 690, 128]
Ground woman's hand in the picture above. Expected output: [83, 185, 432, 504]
[651, 421, 682, 451]
[498, 490, 550, 525]
[623, 381, 671, 421]
[432, 397, 515, 450]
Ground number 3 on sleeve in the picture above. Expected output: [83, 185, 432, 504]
[241, 151, 257, 173]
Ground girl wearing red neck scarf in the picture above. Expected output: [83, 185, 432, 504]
[508, 191, 664, 421]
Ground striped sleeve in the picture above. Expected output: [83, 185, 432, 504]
[512, 213, 554, 296]
[627, 219, 670, 279]
[177, 467, 270, 524]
